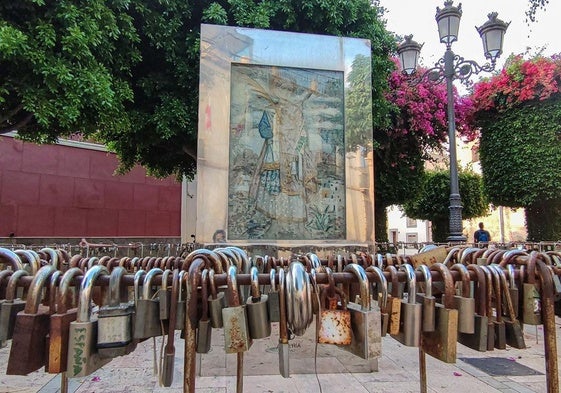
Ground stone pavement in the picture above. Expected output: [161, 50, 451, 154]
[1, 319, 560, 393]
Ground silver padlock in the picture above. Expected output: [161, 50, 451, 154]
[246, 266, 271, 339]
[208, 269, 226, 328]
[222, 265, 252, 353]
[267, 269, 280, 323]
[391, 264, 422, 347]
[451, 264, 475, 334]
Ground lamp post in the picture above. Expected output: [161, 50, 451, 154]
[397, 1, 509, 242]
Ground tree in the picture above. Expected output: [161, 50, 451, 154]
[1, 0, 396, 179]
[403, 170, 489, 242]
[470, 54, 561, 240]
[374, 61, 476, 241]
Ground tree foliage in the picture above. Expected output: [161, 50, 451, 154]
[1, 0, 396, 179]
[470, 54, 561, 240]
[403, 170, 488, 242]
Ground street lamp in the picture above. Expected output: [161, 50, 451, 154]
[397, 1, 509, 242]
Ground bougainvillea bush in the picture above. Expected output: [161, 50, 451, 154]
[373, 59, 476, 241]
[470, 53, 561, 240]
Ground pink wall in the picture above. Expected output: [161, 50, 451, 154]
[0, 136, 181, 237]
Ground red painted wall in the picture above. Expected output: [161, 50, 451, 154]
[0, 136, 181, 237]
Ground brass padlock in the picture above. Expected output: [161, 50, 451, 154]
[208, 269, 226, 328]
[133, 268, 164, 339]
[97, 266, 136, 358]
[0, 269, 29, 341]
[421, 263, 459, 363]
[491, 265, 525, 349]
[66, 265, 112, 378]
[486, 265, 506, 349]
[343, 263, 381, 360]
[416, 264, 436, 332]
[391, 264, 422, 347]
[318, 268, 352, 346]
[366, 265, 389, 337]
[246, 266, 271, 340]
[451, 264, 475, 334]
[267, 269, 280, 322]
[522, 252, 542, 325]
[458, 264, 489, 352]
[384, 265, 402, 336]
[222, 265, 252, 353]
[196, 269, 212, 353]
[7, 265, 56, 375]
[46, 267, 83, 373]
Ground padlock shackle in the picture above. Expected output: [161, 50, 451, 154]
[226, 265, 240, 307]
[166, 268, 180, 354]
[399, 264, 416, 304]
[200, 269, 210, 321]
[226, 247, 250, 274]
[40, 247, 59, 270]
[250, 266, 261, 301]
[6, 270, 28, 301]
[366, 266, 387, 309]
[14, 249, 40, 275]
[57, 267, 83, 314]
[278, 268, 288, 342]
[430, 263, 454, 309]
[487, 265, 503, 322]
[451, 263, 470, 298]
[376, 254, 384, 269]
[480, 265, 494, 320]
[209, 269, 218, 299]
[142, 268, 163, 300]
[493, 265, 518, 321]
[307, 253, 322, 270]
[344, 263, 370, 310]
[459, 247, 479, 265]
[187, 249, 223, 273]
[385, 265, 399, 298]
[48, 270, 63, 314]
[24, 265, 56, 314]
[499, 249, 528, 267]
[286, 262, 312, 335]
[337, 255, 344, 273]
[161, 268, 171, 292]
[108, 266, 126, 307]
[507, 264, 517, 290]
[527, 251, 538, 285]
[467, 264, 486, 316]
[270, 269, 276, 292]
[0, 248, 24, 271]
[416, 264, 432, 298]
[133, 269, 146, 305]
[214, 248, 237, 272]
[443, 247, 460, 267]
[77, 265, 109, 322]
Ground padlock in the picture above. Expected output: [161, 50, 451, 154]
[318, 268, 352, 345]
[46, 267, 83, 374]
[97, 266, 136, 358]
[196, 269, 212, 353]
[161, 269, 179, 387]
[391, 264, 422, 347]
[343, 263, 381, 360]
[522, 251, 542, 325]
[267, 269, 280, 322]
[66, 265, 112, 378]
[159, 269, 172, 320]
[458, 264, 489, 352]
[0, 270, 13, 303]
[479, 265, 496, 351]
[286, 261, 313, 337]
[384, 265, 402, 336]
[208, 269, 226, 328]
[366, 265, 389, 336]
[134, 268, 165, 339]
[491, 265, 525, 349]
[175, 270, 186, 330]
[450, 263, 475, 334]
[0, 248, 24, 271]
[421, 263, 459, 363]
[7, 265, 56, 375]
[222, 265, 252, 353]
[246, 266, 271, 339]
[278, 268, 289, 378]
[485, 265, 506, 349]
[0, 269, 29, 341]
[506, 264, 519, 318]
[415, 264, 436, 332]
[43, 269, 62, 371]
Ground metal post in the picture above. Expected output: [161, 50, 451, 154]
[444, 48, 466, 242]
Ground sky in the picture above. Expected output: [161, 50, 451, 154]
[379, 0, 561, 79]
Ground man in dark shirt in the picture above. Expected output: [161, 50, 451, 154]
[474, 222, 491, 243]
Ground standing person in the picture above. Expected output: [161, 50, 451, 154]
[474, 222, 491, 244]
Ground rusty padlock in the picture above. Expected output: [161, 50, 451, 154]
[485, 265, 506, 349]
[222, 265, 252, 353]
[491, 265, 525, 349]
[384, 265, 402, 336]
[7, 265, 56, 375]
[66, 265, 112, 378]
[458, 264, 489, 352]
[161, 269, 180, 387]
[318, 268, 352, 346]
[522, 252, 542, 325]
[46, 267, 83, 373]
[196, 269, 212, 353]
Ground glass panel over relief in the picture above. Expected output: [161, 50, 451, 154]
[198, 24, 374, 249]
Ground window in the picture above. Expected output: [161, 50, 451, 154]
[406, 217, 417, 228]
